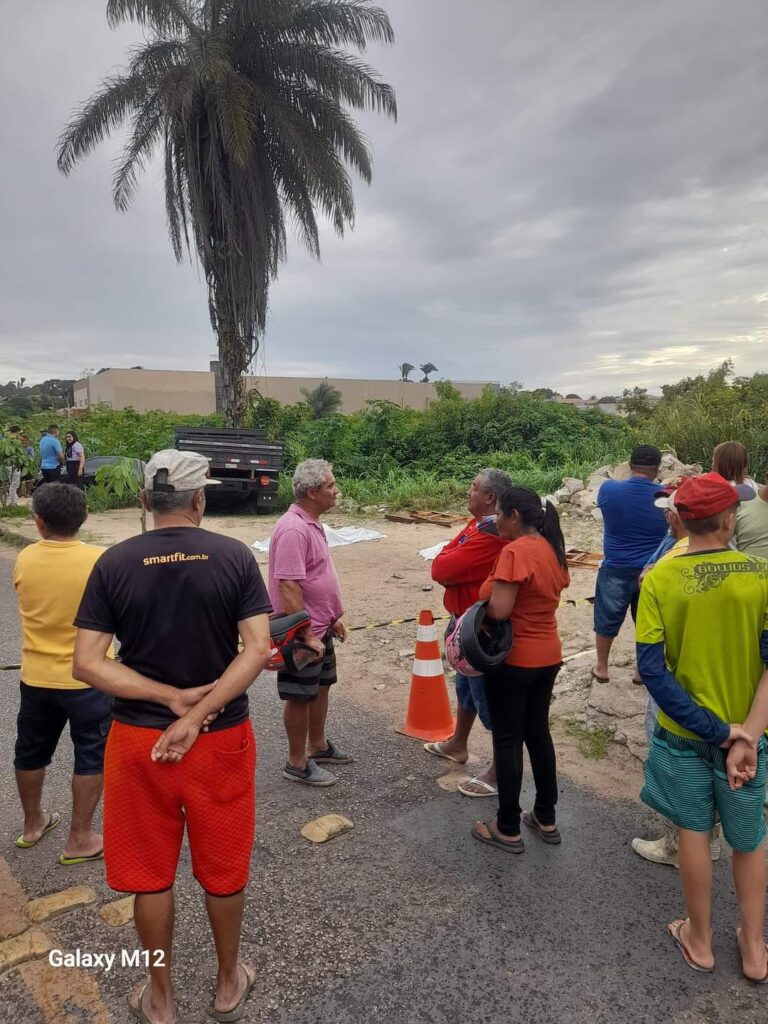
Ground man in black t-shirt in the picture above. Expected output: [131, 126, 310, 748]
[73, 449, 271, 1024]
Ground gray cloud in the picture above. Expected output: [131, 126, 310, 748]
[3, 0, 768, 396]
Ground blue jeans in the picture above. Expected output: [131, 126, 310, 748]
[455, 672, 491, 729]
[593, 565, 642, 638]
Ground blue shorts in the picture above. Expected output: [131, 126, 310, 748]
[14, 681, 113, 776]
[455, 672, 491, 729]
[593, 565, 642, 638]
[642, 726, 767, 853]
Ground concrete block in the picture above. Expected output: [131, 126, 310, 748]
[99, 895, 135, 928]
[301, 814, 354, 844]
[27, 886, 96, 924]
[0, 928, 52, 972]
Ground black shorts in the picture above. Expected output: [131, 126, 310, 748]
[40, 468, 62, 484]
[277, 631, 337, 702]
[14, 682, 113, 775]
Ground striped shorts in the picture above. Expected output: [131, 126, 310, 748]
[642, 726, 767, 853]
[277, 630, 337, 702]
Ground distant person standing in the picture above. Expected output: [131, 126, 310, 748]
[4, 425, 22, 505]
[425, 469, 510, 798]
[268, 459, 351, 787]
[592, 445, 667, 684]
[64, 431, 85, 489]
[712, 440, 759, 494]
[39, 425, 64, 483]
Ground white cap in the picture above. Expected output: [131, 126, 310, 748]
[654, 489, 677, 511]
[144, 449, 220, 491]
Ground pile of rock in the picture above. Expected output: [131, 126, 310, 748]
[545, 453, 703, 519]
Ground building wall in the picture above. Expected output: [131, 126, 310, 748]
[245, 376, 494, 413]
[74, 368, 497, 415]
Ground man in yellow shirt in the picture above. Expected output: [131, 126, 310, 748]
[13, 483, 111, 864]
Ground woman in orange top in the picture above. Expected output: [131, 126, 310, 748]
[472, 486, 570, 854]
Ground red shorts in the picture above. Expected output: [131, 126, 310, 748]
[103, 720, 256, 896]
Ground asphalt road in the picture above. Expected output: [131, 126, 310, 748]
[0, 541, 766, 1024]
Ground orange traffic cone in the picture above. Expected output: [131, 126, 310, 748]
[397, 609, 455, 741]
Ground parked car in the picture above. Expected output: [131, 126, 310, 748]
[31, 457, 146, 491]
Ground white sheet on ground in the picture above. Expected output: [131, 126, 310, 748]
[252, 524, 386, 553]
[419, 540, 449, 561]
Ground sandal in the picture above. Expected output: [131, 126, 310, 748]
[16, 812, 60, 849]
[213, 963, 257, 1022]
[736, 929, 768, 984]
[458, 777, 497, 798]
[471, 820, 524, 854]
[127, 982, 155, 1024]
[423, 741, 467, 765]
[667, 920, 714, 973]
[522, 810, 561, 845]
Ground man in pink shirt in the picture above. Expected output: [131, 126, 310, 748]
[268, 459, 351, 786]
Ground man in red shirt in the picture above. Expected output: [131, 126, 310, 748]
[425, 469, 510, 797]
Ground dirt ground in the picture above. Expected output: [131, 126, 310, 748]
[3, 499, 643, 796]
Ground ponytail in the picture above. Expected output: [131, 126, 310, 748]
[496, 486, 568, 569]
[540, 499, 567, 569]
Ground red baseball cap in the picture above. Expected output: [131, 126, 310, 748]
[674, 472, 754, 521]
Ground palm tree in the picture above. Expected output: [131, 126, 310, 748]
[57, 0, 396, 425]
[398, 362, 414, 382]
[300, 378, 342, 417]
[419, 362, 437, 382]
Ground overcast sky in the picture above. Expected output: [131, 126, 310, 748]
[4, 0, 768, 395]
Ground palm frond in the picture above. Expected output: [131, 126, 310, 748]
[107, 0, 199, 34]
[289, 1, 395, 50]
[113, 99, 165, 211]
[57, 73, 149, 174]
[211, 70, 255, 166]
[128, 39, 189, 82]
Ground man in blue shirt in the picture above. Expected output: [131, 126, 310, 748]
[39, 425, 64, 484]
[592, 445, 666, 684]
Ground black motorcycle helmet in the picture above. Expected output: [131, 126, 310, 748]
[458, 600, 513, 672]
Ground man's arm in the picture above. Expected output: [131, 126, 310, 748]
[636, 642, 734, 746]
[278, 579, 324, 655]
[431, 532, 500, 587]
[726, 633, 768, 788]
[72, 629, 214, 716]
[56, 439, 65, 465]
[152, 613, 272, 762]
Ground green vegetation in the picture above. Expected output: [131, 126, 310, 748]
[87, 459, 143, 513]
[300, 380, 344, 419]
[56, 0, 396, 426]
[0, 379, 75, 419]
[562, 720, 612, 760]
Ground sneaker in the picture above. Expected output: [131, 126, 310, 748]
[709, 836, 721, 862]
[631, 835, 679, 867]
[310, 740, 354, 765]
[282, 758, 336, 787]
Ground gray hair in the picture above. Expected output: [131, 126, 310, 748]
[145, 489, 199, 514]
[476, 468, 513, 499]
[293, 459, 333, 501]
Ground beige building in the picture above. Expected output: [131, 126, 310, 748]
[74, 367, 498, 415]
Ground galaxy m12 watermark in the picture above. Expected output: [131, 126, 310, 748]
[48, 948, 165, 971]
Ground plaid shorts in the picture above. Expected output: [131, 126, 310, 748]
[642, 726, 767, 853]
[277, 630, 337, 702]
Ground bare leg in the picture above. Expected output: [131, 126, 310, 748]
[62, 774, 103, 859]
[307, 686, 330, 753]
[284, 700, 310, 769]
[594, 635, 613, 679]
[15, 768, 49, 842]
[733, 845, 768, 980]
[130, 890, 175, 1024]
[673, 830, 714, 969]
[206, 892, 253, 1014]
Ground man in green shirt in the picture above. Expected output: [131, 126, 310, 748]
[636, 473, 768, 982]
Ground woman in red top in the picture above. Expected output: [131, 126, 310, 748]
[472, 486, 570, 854]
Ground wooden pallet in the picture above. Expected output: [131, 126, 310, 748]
[384, 510, 469, 528]
[565, 548, 603, 570]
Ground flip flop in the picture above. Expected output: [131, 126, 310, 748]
[213, 963, 256, 1022]
[59, 850, 103, 866]
[591, 669, 610, 684]
[423, 741, 467, 765]
[471, 820, 524, 854]
[736, 930, 768, 984]
[667, 920, 714, 973]
[458, 777, 498, 798]
[15, 812, 60, 849]
[522, 810, 562, 845]
[127, 982, 155, 1024]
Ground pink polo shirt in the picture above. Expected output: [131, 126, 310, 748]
[268, 504, 344, 636]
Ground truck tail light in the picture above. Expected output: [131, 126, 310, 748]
[259, 476, 272, 486]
